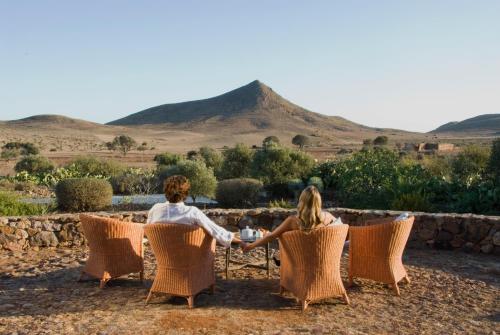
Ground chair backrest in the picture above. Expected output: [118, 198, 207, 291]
[144, 223, 215, 269]
[279, 224, 349, 271]
[79, 214, 144, 256]
[351, 216, 414, 258]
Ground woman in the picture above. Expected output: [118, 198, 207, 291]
[147, 175, 246, 248]
[243, 186, 341, 254]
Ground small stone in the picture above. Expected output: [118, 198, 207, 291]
[492, 231, 500, 246]
[480, 244, 494, 254]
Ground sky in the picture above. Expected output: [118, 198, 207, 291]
[0, 0, 499, 132]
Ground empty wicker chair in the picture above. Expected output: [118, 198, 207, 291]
[79, 214, 144, 288]
[279, 224, 350, 311]
[144, 223, 216, 308]
[348, 216, 415, 296]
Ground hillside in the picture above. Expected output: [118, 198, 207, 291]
[3, 114, 107, 130]
[431, 114, 500, 134]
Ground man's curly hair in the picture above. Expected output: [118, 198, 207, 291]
[163, 175, 190, 203]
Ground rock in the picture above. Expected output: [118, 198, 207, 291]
[492, 231, 500, 246]
[467, 222, 491, 242]
[30, 231, 58, 247]
[418, 228, 436, 241]
[450, 236, 465, 248]
[442, 219, 461, 234]
[480, 244, 494, 254]
[15, 229, 28, 240]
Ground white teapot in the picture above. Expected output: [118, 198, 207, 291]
[241, 226, 255, 240]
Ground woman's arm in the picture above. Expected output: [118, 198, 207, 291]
[243, 216, 294, 252]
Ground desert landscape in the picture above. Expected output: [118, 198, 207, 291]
[1, 80, 498, 175]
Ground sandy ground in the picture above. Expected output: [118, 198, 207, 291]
[0, 244, 498, 335]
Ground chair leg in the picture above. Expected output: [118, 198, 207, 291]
[392, 283, 401, 296]
[301, 300, 309, 311]
[187, 296, 194, 309]
[403, 275, 410, 284]
[209, 284, 215, 295]
[145, 291, 153, 304]
[342, 292, 350, 305]
[139, 271, 144, 283]
[99, 278, 109, 289]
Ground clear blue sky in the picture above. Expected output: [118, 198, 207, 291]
[1, 0, 499, 132]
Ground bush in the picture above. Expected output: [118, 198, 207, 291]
[451, 145, 490, 186]
[106, 135, 136, 156]
[373, 136, 388, 146]
[198, 147, 223, 178]
[307, 176, 324, 192]
[0, 191, 49, 216]
[216, 178, 263, 208]
[55, 178, 113, 212]
[154, 152, 183, 167]
[220, 144, 254, 179]
[251, 146, 315, 184]
[15, 156, 54, 174]
[292, 134, 310, 148]
[110, 169, 159, 195]
[268, 198, 294, 209]
[159, 160, 217, 202]
[265, 182, 293, 199]
[263, 136, 280, 148]
[66, 156, 125, 177]
[391, 192, 432, 212]
[488, 138, 500, 185]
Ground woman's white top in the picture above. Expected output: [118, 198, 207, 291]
[146, 201, 234, 248]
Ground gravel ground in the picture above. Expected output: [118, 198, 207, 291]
[0, 244, 498, 335]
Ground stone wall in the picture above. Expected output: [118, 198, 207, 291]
[1, 208, 499, 255]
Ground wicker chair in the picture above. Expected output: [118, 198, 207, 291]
[348, 216, 415, 296]
[279, 224, 350, 311]
[79, 214, 144, 288]
[144, 223, 216, 308]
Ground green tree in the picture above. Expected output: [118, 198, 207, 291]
[14, 156, 55, 174]
[159, 160, 217, 202]
[292, 134, 310, 149]
[251, 146, 315, 184]
[154, 152, 183, 167]
[373, 136, 389, 146]
[199, 147, 223, 178]
[220, 144, 254, 179]
[488, 138, 500, 185]
[263, 136, 280, 148]
[186, 150, 199, 160]
[451, 145, 490, 186]
[107, 135, 137, 156]
[65, 156, 125, 177]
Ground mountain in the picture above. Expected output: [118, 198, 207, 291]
[3, 114, 106, 130]
[431, 114, 500, 134]
[108, 80, 372, 132]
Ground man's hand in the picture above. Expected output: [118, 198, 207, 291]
[238, 241, 248, 250]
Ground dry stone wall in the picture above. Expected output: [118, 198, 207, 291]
[1, 208, 499, 255]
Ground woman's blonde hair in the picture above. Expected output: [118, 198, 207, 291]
[297, 186, 323, 230]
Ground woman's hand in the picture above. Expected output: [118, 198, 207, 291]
[242, 243, 254, 253]
[238, 241, 248, 250]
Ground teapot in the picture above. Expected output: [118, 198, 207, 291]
[241, 226, 255, 240]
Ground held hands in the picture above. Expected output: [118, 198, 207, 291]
[242, 243, 254, 253]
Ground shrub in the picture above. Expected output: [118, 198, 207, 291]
[2, 142, 39, 156]
[159, 160, 217, 202]
[251, 146, 315, 184]
[373, 136, 388, 146]
[14, 156, 54, 174]
[265, 182, 293, 199]
[66, 156, 125, 177]
[110, 169, 159, 195]
[154, 152, 183, 167]
[198, 147, 223, 178]
[451, 145, 490, 186]
[268, 198, 294, 209]
[0, 191, 49, 216]
[488, 138, 500, 185]
[220, 144, 254, 179]
[307, 176, 324, 192]
[362, 139, 373, 146]
[55, 178, 113, 212]
[391, 192, 432, 212]
[292, 134, 310, 148]
[216, 178, 263, 208]
[263, 136, 280, 148]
